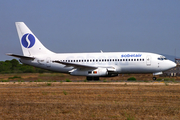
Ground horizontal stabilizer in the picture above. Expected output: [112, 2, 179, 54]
[6, 53, 35, 60]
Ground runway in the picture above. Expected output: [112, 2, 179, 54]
[0, 81, 180, 85]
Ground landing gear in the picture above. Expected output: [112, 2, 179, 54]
[94, 77, 99, 81]
[87, 77, 92, 81]
[86, 77, 99, 81]
[153, 77, 156, 80]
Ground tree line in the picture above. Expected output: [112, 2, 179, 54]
[0, 59, 51, 74]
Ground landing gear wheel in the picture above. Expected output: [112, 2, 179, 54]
[87, 77, 92, 81]
[153, 77, 156, 80]
[94, 77, 99, 81]
[86, 77, 100, 81]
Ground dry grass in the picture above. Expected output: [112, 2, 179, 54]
[0, 83, 180, 119]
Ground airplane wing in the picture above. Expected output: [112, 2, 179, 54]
[53, 60, 116, 72]
[6, 53, 35, 60]
[53, 60, 97, 69]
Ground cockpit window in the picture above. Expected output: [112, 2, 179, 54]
[158, 56, 168, 60]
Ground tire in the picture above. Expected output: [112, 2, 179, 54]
[86, 77, 99, 81]
[153, 77, 156, 80]
[94, 77, 99, 81]
[87, 77, 92, 81]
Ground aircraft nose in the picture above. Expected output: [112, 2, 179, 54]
[169, 61, 176, 68]
[161, 60, 176, 71]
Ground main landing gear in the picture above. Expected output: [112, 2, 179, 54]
[86, 77, 99, 81]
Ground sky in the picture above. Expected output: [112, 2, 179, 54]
[0, 0, 180, 61]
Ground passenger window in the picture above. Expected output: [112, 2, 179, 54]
[134, 59, 136, 61]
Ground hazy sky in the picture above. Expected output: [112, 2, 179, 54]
[0, 0, 180, 61]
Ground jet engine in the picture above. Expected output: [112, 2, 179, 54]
[70, 68, 108, 76]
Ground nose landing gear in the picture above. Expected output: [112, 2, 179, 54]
[153, 77, 156, 80]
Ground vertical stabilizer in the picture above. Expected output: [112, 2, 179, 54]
[15, 22, 54, 56]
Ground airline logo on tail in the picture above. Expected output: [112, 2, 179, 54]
[21, 33, 35, 48]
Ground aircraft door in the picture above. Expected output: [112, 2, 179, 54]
[46, 57, 51, 67]
[146, 56, 151, 66]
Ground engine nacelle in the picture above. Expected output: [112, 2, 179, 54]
[70, 68, 108, 76]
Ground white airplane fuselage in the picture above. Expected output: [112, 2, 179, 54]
[7, 22, 176, 80]
[20, 52, 175, 76]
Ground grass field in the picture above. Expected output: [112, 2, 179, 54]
[0, 82, 180, 120]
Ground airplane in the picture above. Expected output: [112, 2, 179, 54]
[7, 22, 176, 80]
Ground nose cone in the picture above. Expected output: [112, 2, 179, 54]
[167, 60, 176, 69]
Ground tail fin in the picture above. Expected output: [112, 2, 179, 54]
[15, 22, 54, 56]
